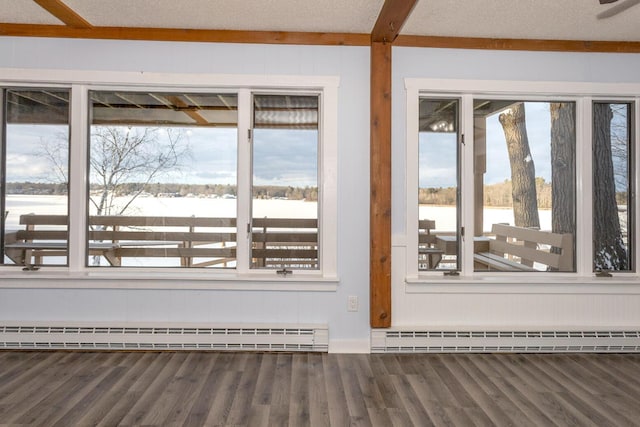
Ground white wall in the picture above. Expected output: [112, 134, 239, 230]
[0, 37, 371, 351]
[3, 39, 640, 349]
[392, 47, 640, 330]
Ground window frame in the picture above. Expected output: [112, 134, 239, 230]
[1, 85, 72, 268]
[0, 69, 338, 289]
[405, 78, 640, 285]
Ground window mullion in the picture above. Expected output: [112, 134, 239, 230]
[460, 94, 475, 277]
[576, 98, 593, 276]
[235, 89, 252, 274]
[634, 98, 640, 272]
[68, 84, 88, 272]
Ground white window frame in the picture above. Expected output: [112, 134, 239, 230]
[0, 68, 338, 290]
[405, 78, 640, 288]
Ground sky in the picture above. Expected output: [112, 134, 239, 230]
[5, 125, 319, 189]
[420, 102, 555, 189]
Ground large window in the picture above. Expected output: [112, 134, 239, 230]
[472, 100, 576, 272]
[407, 80, 638, 279]
[87, 90, 238, 268]
[1, 88, 70, 268]
[0, 71, 337, 282]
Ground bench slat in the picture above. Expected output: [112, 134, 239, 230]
[89, 231, 235, 242]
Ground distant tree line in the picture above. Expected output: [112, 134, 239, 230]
[5, 182, 68, 195]
[7, 181, 318, 201]
[420, 178, 627, 209]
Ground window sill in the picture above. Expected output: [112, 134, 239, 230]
[0, 268, 339, 291]
[405, 274, 640, 294]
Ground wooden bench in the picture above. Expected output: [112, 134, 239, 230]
[474, 223, 573, 272]
[5, 214, 238, 268]
[418, 219, 445, 269]
[251, 217, 318, 269]
[4, 214, 318, 269]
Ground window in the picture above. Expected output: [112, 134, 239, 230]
[1, 88, 70, 267]
[0, 70, 337, 282]
[87, 90, 238, 268]
[251, 94, 319, 270]
[418, 98, 460, 271]
[593, 102, 634, 272]
[407, 79, 638, 280]
[473, 100, 576, 272]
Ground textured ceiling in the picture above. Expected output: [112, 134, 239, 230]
[1, 0, 640, 42]
[404, 0, 640, 41]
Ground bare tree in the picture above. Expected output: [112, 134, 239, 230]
[38, 132, 69, 186]
[498, 103, 540, 228]
[89, 126, 189, 216]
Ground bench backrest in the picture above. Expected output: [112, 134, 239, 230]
[418, 219, 438, 246]
[490, 223, 573, 271]
[12, 214, 318, 268]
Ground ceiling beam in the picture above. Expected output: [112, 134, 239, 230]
[371, 0, 418, 43]
[33, 0, 92, 29]
[394, 34, 640, 53]
[3, 23, 640, 53]
[0, 24, 370, 46]
[165, 95, 209, 125]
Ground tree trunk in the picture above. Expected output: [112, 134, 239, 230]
[550, 103, 576, 235]
[499, 104, 540, 229]
[549, 103, 576, 271]
[593, 103, 628, 270]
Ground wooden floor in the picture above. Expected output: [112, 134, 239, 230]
[1, 351, 639, 426]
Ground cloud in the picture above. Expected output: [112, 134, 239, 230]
[252, 129, 318, 187]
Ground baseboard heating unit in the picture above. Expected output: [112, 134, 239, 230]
[0, 323, 329, 352]
[371, 329, 640, 353]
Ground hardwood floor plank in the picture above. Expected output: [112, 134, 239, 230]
[323, 352, 350, 426]
[336, 354, 372, 425]
[266, 353, 293, 426]
[72, 352, 155, 425]
[391, 374, 436, 426]
[0, 351, 67, 402]
[251, 352, 277, 406]
[180, 352, 224, 426]
[225, 353, 263, 425]
[528, 355, 637, 427]
[486, 368, 564, 426]
[104, 352, 188, 426]
[368, 355, 406, 409]
[288, 353, 311, 427]
[460, 354, 539, 426]
[0, 350, 639, 426]
[307, 352, 331, 426]
[197, 352, 242, 425]
[1, 352, 98, 423]
[140, 351, 212, 426]
[51, 358, 129, 426]
[13, 352, 111, 425]
[438, 354, 519, 426]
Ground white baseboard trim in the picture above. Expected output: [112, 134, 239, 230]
[329, 338, 370, 353]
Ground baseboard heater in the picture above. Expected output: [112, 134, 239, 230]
[0, 323, 329, 352]
[371, 329, 640, 353]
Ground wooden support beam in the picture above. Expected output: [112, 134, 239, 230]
[370, 41, 392, 328]
[394, 34, 640, 53]
[33, 0, 92, 29]
[371, 0, 418, 43]
[0, 24, 370, 46]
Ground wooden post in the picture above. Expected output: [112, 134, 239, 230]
[370, 41, 392, 328]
